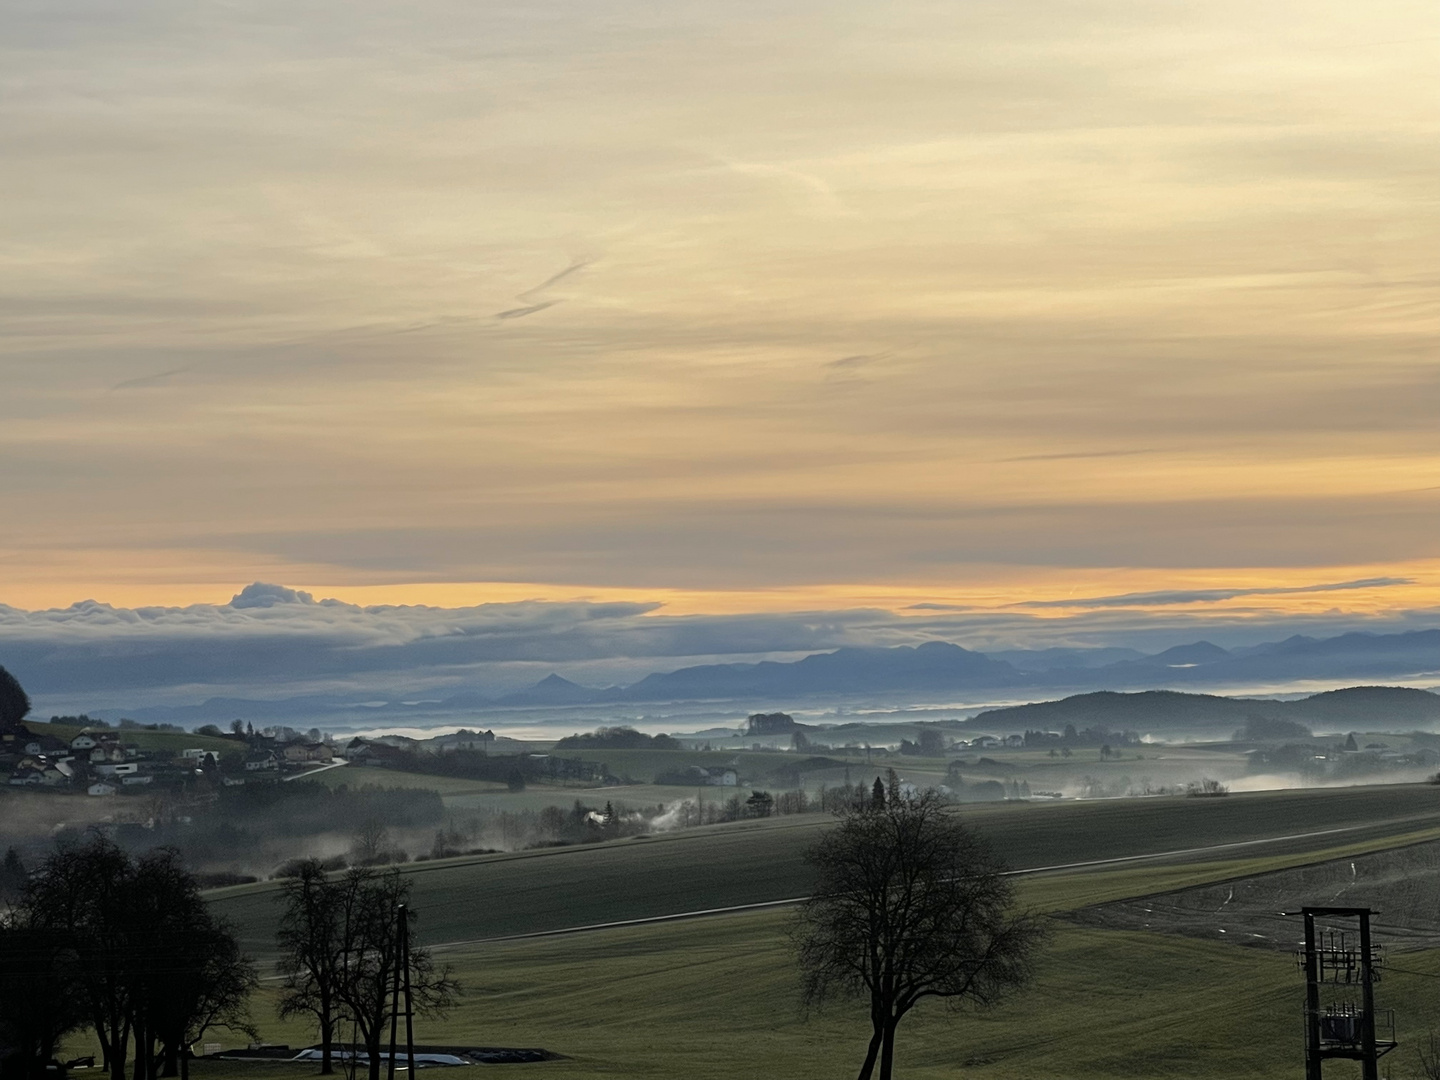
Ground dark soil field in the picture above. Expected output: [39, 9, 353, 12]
[1071, 836, 1440, 950]
[211, 782, 1440, 963]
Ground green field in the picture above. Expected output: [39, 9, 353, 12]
[76, 781, 1432, 1080]
[187, 818, 1440, 1080]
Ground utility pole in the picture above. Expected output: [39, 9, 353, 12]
[384, 905, 418, 1075]
[1297, 907, 1395, 1080]
[386, 905, 401, 1080]
[401, 905, 416, 1078]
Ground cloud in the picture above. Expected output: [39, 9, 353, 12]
[1015, 577, 1414, 609]
[0, 0, 1436, 635]
[229, 583, 316, 608]
[1, 583, 1437, 715]
[998, 449, 1158, 464]
[110, 367, 192, 391]
[494, 301, 559, 320]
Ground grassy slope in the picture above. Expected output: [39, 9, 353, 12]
[199, 840, 1440, 1080]
[211, 782, 1440, 963]
[24, 719, 242, 758]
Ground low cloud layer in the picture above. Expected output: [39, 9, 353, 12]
[1014, 577, 1415, 609]
[3, 582, 1437, 715]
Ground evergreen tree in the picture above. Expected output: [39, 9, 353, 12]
[0, 664, 31, 730]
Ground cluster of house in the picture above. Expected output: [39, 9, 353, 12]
[958, 734, 1026, 750]
[241, 737, 334, 773]
[2, 727, 178, 795]
[1, 722, 351, 795]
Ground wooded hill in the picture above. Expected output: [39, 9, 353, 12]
[965, 686, 1440, 738]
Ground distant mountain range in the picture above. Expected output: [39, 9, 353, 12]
[98, 627, 1440, 727]
[965, 685, 1440, 737]
[491, 629, 1440, 707]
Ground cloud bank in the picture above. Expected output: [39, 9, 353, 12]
[3, 583, 1438, 715]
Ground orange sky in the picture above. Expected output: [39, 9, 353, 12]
[1, 0, 1437, 636]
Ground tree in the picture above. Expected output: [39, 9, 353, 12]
[329, 868, 459, 1080]
[19, 838, 254, 1080]
[125, 849, 256, 1079]
[276, 860, 344, 1074]
[791, 792, 1047, 1080]
[745, 790, 774, 818]
[0, 847, 26, 900]
[0, 665, 30, 730]
[0, 917, 88, 1077]
[22, 836, 137, 1080]
[916, 728, 945, 756]
[351, 819, 389, 865]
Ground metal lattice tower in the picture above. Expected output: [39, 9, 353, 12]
[1297, 907, 1396, 1080]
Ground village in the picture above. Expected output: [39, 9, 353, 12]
[0, 717, 453, 796]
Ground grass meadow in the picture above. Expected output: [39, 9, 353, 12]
[141, 783, 1440, 1078]
[196, 842, 1440, 1080]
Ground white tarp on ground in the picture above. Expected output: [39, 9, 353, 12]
[291, 1050, 472, 1067]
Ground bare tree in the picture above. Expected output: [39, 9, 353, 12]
[22, 837, 137, 1080]
[0, 917, 88, 1075]
[19, 838, 254, 1080]
[329, 868, 459, 1080]
[791, 790, 1047, 1080]
[1418, 1031, 1440, 1080]
[276, 860, 344, 1074]
[351, 820, 389, 865]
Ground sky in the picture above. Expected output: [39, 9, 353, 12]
[2, 0, 1438, 702]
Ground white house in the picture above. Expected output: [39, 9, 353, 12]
[87, 782, 117, 796]
[121, 774, 153, 786]
[42, 761, 74, 785]
[244, 752, 279, 772]
[94, 762, 139, 777]
[70, 732, 99, 751]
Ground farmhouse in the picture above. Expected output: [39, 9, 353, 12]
[282, 740, 332, 763]
[244, 751, 279, 772]
[344, 739, 410, 767]
[23, 733, 69, 756]
[9, 757, 73, 787]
